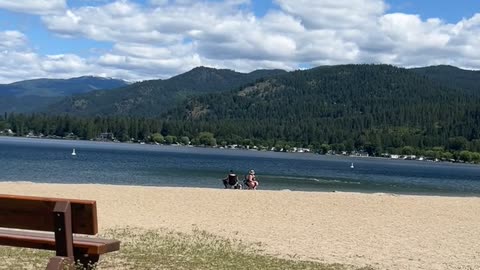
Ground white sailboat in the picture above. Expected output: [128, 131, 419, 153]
[350, 162, 354, 169]
[72, 148, 77, 156]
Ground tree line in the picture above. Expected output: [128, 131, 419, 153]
[2, 112, 480, 163]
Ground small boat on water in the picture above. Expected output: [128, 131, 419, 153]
[350, 162, 354, 169]
[72, 148, 77, 156]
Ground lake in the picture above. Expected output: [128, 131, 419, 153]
[1, 136, 479, 196]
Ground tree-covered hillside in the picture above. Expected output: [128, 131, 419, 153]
[0, 76, 128, 113]
[0, 76, 128, 97]
[163, 64, 480, 154]
[46, 67, 286, 117]
[411, 65, 480, 93]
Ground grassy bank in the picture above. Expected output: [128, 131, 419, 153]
[0, 228, 374, 270]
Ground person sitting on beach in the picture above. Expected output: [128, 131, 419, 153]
[244, 169, 259, 190]
[222, 170, 241, 189]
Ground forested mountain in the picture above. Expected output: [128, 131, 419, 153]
[0, 76, 128, 113]
[162, 64, 480, 153]
[0, 96, 63, 114]
[411, 65, 480, 93]
[0, 76, 128, 97]
[3, 64, 480, 161]
[46, 67, 287, 117]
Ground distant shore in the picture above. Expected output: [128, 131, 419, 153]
[1, 182, 479, 270]
[0, 134, 473, 166]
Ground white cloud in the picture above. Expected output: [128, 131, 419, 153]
[261, 11, 305, 34]
[0, 31, 42, 82]
[0, 30, 132, 83]
[1, 0, 480, 83]
[98, 42, 202, 76]
[371, 13, 480, 68]
[0, 31, 27, 50]
[274, 0, 386, 29]
[41, 54, 90, 73]
[0, 50, 42, 83]
[379, 14, 450, 50]
[0, 0, 66, 15]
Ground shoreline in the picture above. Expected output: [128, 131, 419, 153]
[1, 135, 477, 167]
[1, 182, 479, 270]
[1, 180, 479, 199]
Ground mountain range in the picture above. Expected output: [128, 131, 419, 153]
[46, 67, 286, 116]
[2, 64, 480, 154]
[0, 76, 128, 113]
[160, 64, 480, 148]
[2, 65, 480, 121]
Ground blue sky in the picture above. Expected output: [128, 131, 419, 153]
[0, 0, 479, 83]
[251, 1, 480, 23]
[387, 0, 480, 22]
[0, 7, 110, 56]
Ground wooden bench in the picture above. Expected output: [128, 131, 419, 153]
[0, 194, 120, 269]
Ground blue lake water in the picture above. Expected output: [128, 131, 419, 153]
[1, 136, 479, 196]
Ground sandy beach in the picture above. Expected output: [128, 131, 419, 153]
[1, 182, 479, 270]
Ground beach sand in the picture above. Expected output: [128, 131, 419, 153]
[1, 182, 479, 270]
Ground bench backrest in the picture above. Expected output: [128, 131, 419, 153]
[0, 194, 98, 235]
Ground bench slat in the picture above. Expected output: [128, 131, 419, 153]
[0, 229, 120, 255]
[0, 194, 98, 235]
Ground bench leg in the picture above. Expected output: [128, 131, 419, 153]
[53, 201, 74, 259]
[75, 253, 99, 270]
[46, 256, 74, 270]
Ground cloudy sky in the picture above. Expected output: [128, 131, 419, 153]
[0, 0, 479, 83]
